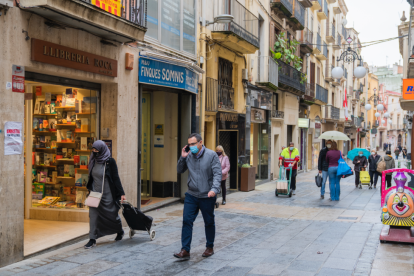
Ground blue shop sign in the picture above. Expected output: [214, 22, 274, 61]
[139, 57, 198, 94]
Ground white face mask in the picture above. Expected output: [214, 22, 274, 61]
[326, 144, 332, 149]
[371, 152, 375, 155]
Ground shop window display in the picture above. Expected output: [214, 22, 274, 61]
[28, 84, 99, 210]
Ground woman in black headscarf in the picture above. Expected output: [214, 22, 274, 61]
[84, 140, 126, 249]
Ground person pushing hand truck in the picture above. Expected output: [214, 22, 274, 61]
[279, 142, 300, 195]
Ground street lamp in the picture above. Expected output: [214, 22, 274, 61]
[331, 36, 366, 79]
[368, 88, 381, 107]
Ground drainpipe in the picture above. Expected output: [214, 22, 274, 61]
[200, 0, 207, 139]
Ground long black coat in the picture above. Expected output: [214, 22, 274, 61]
[368, 154, 381, 172]
[87, 158, 125, 206]
[318, 147, 329, 171]
[353, 155, 368, 172]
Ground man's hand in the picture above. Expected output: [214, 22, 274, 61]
[319, 170, 322, 174]
[208, 191, 216, 198]
[181, 146, 190, 158]
[120, 195, 126, 202]
[357, 161, 360, 163]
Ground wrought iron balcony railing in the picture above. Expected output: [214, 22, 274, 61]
[257, 56, 278, 90]
[278, 60, 306, 94]
[305, 83, 315, 98]
[331, 106, 340, 120]
[354, 90, 360, 100]
[315, 84, 328, 103]
[218, 84, 234, 110]
[322, 41, 328, 57]
[293, 0, 305, 27]
[273, 0, 293, 14]
[300, 28, 314, 47]
[206, 77, 218, 112]
[80, 0, 147, 28]
[272, 110, 285, 119]
[323, 0, 328, 17]
[332, 24, 336, 40]
[213, 0, 259, 48]
[342, 25, 347, 38]
[316, 33, 322, 52]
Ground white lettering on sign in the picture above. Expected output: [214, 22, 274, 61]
[140, 65, 184, 84]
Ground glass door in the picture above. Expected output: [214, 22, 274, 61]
[257, 124, 268, 179]
[141, 93, 151, 198]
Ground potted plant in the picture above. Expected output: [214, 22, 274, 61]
[240, 164, 255, 192]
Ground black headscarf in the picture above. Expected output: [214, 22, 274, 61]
[88, 140, 111, 174]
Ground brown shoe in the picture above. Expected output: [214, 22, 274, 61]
[202, 247, 214, 257]
[174, 249, 190, 259]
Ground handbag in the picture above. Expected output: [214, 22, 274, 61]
[337, 151, 352, 176]
[315, 173, 322, 188]
[376, 157, 386, 173]
[342, 169, 354, 178]
[85, 164, 106, 208]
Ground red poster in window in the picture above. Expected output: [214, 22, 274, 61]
[12, 65, 25, 93]
[36, 86, 42, 96]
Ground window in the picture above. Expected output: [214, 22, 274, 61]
[273, 93, 279, 111]
[145, 0, 196, 55]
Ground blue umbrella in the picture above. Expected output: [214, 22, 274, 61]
[347, 148, 370, 161]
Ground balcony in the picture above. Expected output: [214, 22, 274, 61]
[299, 28, 314, 54]
[333, 6, 341, 14]
[346, 115, 355, 127]
[271, 0, 294, 16]
[311, 0, 322, 11]
[333, 32, 341, 49]
[278, 60, 306, 95]
[206, 77, 218, 112]
[256, 56, 279, 92]
[302, 83, 316, 105]
[325, 63, 333, 82]
[317, 0, 328, 20]
[20, 0, 147, 43]
[326, 23, 335, 43]
[322, 105, 340, 121]
[212, 0, 259, 54]
[218, 84, 235, 110]
[315, 84, 328, 103]
[272, 110, 285, 120]
[292, 0, 306, 30]
[313, 33, 322, 55]
[316, 41, 327, 60]
[327, 0, 337, 3]
[352, 90, 360, 103]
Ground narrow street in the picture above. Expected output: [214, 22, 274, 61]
[1, 168, 413, 276]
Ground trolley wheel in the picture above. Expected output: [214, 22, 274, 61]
[150, 230, 156, 241]
[275, 189, 278, 197]
[215, 202, 219, 208]
[129, 229, 135, 239]
[289, 191, 292, 198]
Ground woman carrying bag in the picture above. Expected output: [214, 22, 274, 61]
[84, 140, 126, 249]
[216, 145, 230, 205]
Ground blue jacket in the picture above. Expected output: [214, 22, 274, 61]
[177, 146, 222, 198]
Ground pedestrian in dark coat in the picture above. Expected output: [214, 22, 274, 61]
[394, 148, 400, 159]
[353, 151, 368, 187]
[368, 150, 381, 188]
[318, 140, 332, 199]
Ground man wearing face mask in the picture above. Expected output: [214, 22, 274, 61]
[279, 142, 300, 195]
[368, 150, 381, 188]
[174, 133, 222, 260]
[353, 151, 368, 188]
[318, 140, 332, 199]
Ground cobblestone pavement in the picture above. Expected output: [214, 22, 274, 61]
[1, 168, 414, 276]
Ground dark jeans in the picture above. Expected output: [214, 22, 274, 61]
[286, 169, 297, 190]
[369, 170, 380, 186]
[220, 180, 226, 201]
[386, 175, 392, 188]
[181, 192, 216, 252]
[355, 171, 360, 186]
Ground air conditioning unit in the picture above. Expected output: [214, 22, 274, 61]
[241, 69, 248, 81]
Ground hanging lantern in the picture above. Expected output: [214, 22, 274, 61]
[384, 112, 389, 118]
[332, 67, 344, 79]
[354, 66, 367, 78]
[377, 104, 384, 111]
[365, 104, 372, 111]
[375, 112, 380, 117]
[382, 120, 386, 124]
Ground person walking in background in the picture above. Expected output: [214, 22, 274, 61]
[394, 147, 400, 159]
[399, 145, 402, 152]
[381, 151, 396, 188]
[216, 145, 230, 205]
[403, 147, 408, 159]
[279, 142, 300, 195]
[84, 140, 126, 249]
[175, 133, 221, 260]
[368, 149, 381, 188]
[318, 140, 332, 199]
[326, 141, 342, 201]
[353, 150, 368, 188]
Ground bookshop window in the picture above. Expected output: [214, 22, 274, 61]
[28, 84, 99, 210]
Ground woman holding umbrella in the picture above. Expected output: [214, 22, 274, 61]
[353, 151, 368, 188]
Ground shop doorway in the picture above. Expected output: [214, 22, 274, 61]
[299, 129, 306, 171]
[218, 131, 238, 189]
[307, 134, 312, 170]
[287, 125, 293, 146]
[250, 123, 269, 180]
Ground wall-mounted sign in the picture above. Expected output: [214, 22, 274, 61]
[298, 118, 310, 128]
[218, 112, 239, 129]
[139, 57, 198, 94]
[403, 79, 414, 100]
[91, 0, 121, 17]
[154, 135, 164, 148]
[251, 108, 266, 123]
[31, 38, 118, 77]
[4, 121, 23, 155]
[12, 65, 25, 93]
[154, 124, 164, 135]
